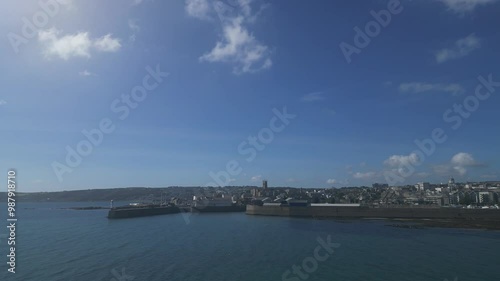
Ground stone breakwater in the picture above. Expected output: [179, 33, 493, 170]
[246, 205, 500, 221]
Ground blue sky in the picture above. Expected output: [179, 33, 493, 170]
[1, 0, 500, 191]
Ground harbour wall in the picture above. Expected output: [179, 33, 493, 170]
[246, 205, 500, 220]
[108, 206, 180, 219]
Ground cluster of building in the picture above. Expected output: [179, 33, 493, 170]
[159, 178, 500, 209]
[383, 178, 500, 207]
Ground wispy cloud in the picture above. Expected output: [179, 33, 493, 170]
[438, 0, 498, 13]
[435, 34, 480, 63]
[384, 152, 421, 176]
[93, 34, 121, 52]
[301, 92, 325, 102]
[251, 175, 262, 182]
[185, 0, 212, 20]
[199, 17, 272, 74]
[433, 152, 484, 176]
[187, 0, 272, 74]
[79, 70, 94, 76]
[128, 19, 140, 42]
[399, 82, 465, 95]
[132, 0, 144, 6]
[129, 20, 140, 33]
[352, 171, 377, 180]
[0, 100, 7, 106]
[451, 152, 478, 166]
[326, 179, 337, 184]
[38, 28, 121, 60]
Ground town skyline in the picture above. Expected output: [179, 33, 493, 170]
[1, 0, 499, 191]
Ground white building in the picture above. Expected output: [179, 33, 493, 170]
[417, 182, 430, 191]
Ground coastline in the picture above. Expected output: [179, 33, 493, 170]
[246, 204, 500, 230]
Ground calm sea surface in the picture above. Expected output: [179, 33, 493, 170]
[0, 202, 499, 281]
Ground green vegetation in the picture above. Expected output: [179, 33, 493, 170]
[0, 187, 169, 202]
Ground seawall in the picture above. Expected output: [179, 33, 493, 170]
[246, 205, 500, 220]
[108, 206, 180, 219]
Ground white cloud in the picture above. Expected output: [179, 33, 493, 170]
[384, 153, 423, 177]
[129, 19, 140, 33]
[94, 34, 121, 52]
[438, 0, 498, 13]
[251, 175, 262, 182]
[79, 70, 94, 76]
[200, 17, 272, 74]
[453, 166, 467, 175]
[433, 152, 482, 176]
[187, 0, 272, 74]
[186, 0, 212, 19]
[384, 153, 421, 168]
[301, 92, 325, 102]
[326, 179, 337, 184]
[287, 178, 298, 183]
[38, 29, 91, 59]
[0, 100, 6, 106]
[435, 34, 481, 63]
[399, 82, 465, 95]
[352, 172, 377, 180]
[451, 152, 477, 166]
[38, 28, 121, 60]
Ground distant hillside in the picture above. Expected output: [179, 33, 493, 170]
[0, 187, 170, 202]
